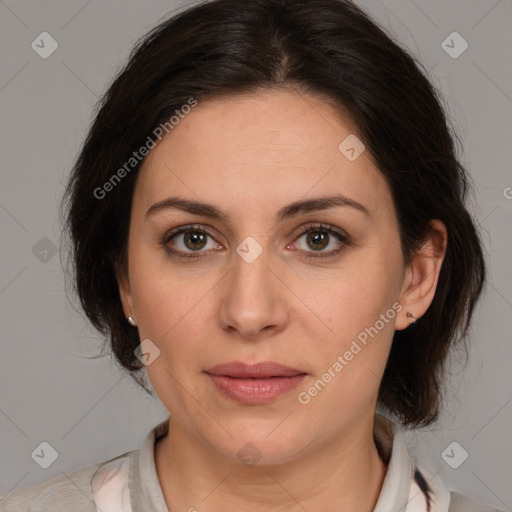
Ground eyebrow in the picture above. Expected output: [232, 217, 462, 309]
[145, 194, 370, 223]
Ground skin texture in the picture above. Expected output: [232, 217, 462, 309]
[117, 88, 447, 512]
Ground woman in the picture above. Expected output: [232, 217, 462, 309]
[1, 0, 500, 510]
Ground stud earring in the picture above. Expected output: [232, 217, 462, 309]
[128, 316, 136, 326]
[406, 312, 418, 324]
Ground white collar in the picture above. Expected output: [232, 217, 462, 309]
[372, 414, 451, 511]
[91, 414, 452, 512]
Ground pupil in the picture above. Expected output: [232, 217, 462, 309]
[308, 231, 328, 251]
[186, 232, 206, 250]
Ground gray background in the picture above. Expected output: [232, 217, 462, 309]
[0, 0, 511, 509]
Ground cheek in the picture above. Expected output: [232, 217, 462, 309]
[299, 287, 395, 431]
[313, 250, 401, 341]
[300, 247, 401, 404]
[131, 262, 212, 416]
[128, 248, 215, 361]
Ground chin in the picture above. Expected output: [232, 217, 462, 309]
[201, 421, 316, 467]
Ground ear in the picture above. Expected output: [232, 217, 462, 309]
[395, 219, 448, 330]
[115, 261, 135, 323]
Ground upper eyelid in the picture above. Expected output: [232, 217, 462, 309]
[295, 223, 349, 240]
[164, 223, 217, 241]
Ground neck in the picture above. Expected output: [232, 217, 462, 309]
[155, 414, 387, 512]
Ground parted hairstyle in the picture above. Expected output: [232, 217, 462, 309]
[61, 0, 486, 428]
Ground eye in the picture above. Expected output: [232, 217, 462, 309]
[162, 222, 351, 260]
[162, 224, 221, 259]
[290, 223, 350, 259]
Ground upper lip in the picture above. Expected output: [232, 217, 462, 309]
[205, 361, 306, 378]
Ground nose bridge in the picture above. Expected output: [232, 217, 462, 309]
[219, 236, 286, 336]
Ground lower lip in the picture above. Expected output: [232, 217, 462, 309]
[207, 374, 306, 404]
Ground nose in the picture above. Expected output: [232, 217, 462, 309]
[218, 243, 289, 340]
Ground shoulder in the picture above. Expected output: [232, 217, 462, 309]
[0, 464, 101, 512]
[0, 450, 137, 512]
[411, 464, 503, 512]
[449, 490, 504, 512]
[373, 415, 503, 512]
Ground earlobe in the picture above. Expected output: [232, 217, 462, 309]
[395, 220, 448, 331]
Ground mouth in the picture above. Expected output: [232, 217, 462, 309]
[204, 361, 307, 405]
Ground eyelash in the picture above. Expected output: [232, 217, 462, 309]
[162, 223, 351, 260]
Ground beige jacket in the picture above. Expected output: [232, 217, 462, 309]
[0, 415, 501, 511]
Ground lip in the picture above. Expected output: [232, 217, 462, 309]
[205, 361, 307, 405]
[205, 361, 305, 378]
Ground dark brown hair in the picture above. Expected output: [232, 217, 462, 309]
[61, 0, 486, 427]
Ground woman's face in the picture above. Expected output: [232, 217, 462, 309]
[118, 88, 410, 464]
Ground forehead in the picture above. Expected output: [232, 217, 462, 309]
[134, 88, 393, 221]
